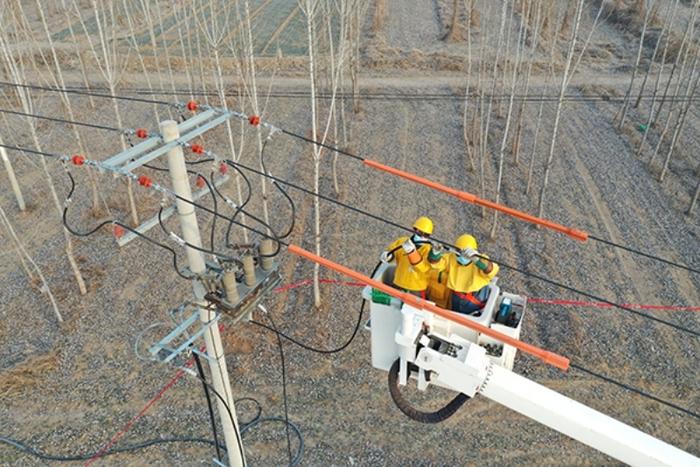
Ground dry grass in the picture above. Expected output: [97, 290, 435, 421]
[0, 353, 59, 398]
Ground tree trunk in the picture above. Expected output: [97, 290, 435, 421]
[537, 0, 584, 218]
[491, 0, 529, 238]
[0, 205, 62, 323]
[0, 139, 26, 211]
[617, 0, 654, 129]
[635, 0, 679, 158]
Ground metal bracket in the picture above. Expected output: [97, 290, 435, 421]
[148, 307, 222, 366]
[117, 175, 229, 246]
[208, 262, 282, 324]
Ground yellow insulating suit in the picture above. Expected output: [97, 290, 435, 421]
[427, 267, 451, 308]
[442, 252, 499, 293]
[386, 236, 432, 292]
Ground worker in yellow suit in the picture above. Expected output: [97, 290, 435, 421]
[443, 234, 499, 315]
[380, 216, 437, 299]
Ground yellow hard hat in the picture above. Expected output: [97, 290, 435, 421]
[413, 216, 434, 235]
[455, 234, 478, 251]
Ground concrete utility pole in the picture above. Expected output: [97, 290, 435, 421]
[161, 120, 245, 466]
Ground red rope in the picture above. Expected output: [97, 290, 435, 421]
[86, 276, 697, 464]
[84, 365, 190, 466]
[276, 278, 700, 312]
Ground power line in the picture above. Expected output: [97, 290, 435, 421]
[3, 140, 698, 433]
[0, 107, 124, 132]
[0, 435, 226, 462]
[42, 83, 700, 104]
[0, 80, 172, 106]
[224, 157, 700, 338]
[2, 83, 696, 273]
[265, 123, 700, 275]
[571, 363, 700, 421]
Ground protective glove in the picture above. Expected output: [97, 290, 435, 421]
[461, 247, 479, 259]
[402, 239, 416, 254]
[380, 251, 392, 263]
[428, 243, 444, 263]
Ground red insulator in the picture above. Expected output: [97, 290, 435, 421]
[135, 128, 148, 139]
[113, 224, 125, 239]
[248, 115, 260, 126]
[71, 154, 85, 166]
[191, 144, 205, 155]
[196, 175, 206, 188]
[186, 100, 198, 111]
[219, 162, 228, 175]
[138, 175, 152, 188]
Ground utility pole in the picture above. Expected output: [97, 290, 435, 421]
[161, 119, 245, 466]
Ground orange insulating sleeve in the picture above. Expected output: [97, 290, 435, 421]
[362, 159, 588, 242]
[287, 244, 570, 371]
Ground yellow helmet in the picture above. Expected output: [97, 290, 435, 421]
[455, 234, 478, 251]
[413, 216, 434, 236]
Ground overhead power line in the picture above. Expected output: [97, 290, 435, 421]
[30, 83, 700, 104]
[225, 157, 700, 339]
[0, 107, 124, 132]
[1, 140, 697, 425]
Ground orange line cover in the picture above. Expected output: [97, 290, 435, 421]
[288, 244, 570, 370]
[363, 159, 588, 242]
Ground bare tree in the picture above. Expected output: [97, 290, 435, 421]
[0, 204, 62, 322]
[617, 0, 655, 129]
[491, 0, 529, 237]
[649, 4, 698, 166]
[0, 136, 25, 211]
[461, 0, 476, 172]
[26, 0, 103, 215]
[537, 0, 584, 219]
[635, 0, 680, 158]
[479, 0, 508, 217]
[0, 30, 87, 295]
[298, 0, 352, 307]
[633, 0, 676, 109]
[512, 0, 543, 166]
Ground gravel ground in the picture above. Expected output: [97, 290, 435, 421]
[1, 1, 699, 466]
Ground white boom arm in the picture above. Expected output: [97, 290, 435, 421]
[401, 307, 699, 466]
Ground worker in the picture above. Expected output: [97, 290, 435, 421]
[380, 216, 437, 298]
[443, 234, 499, 315]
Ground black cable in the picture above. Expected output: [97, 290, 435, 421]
[203, 172, 219, 252]
[9, 143, 698, 338]
[209, 162, 252, 248]
[0, 142, 63, 159]
[40, 83, 700, 103]
[0, 80, 172, 106]
[60, 170, 190, 280]
[260, 137, 296, 239]
[250, 303, 364, 355]
[248, 261, 380, 355]
[589, 234, 700, 275]
[239, 417, 304, 466]
[278, 127, 364, 161]
[571, 363, 700, 421]
[0, 436, 225, 462]
[226, 159, 700, 338]
[0, 107, 124, 132]
[156, 206, 237, 263]
[193, 353, 223, 462]
[185, 360, 247, 467]
[261, 309, 294, 466]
